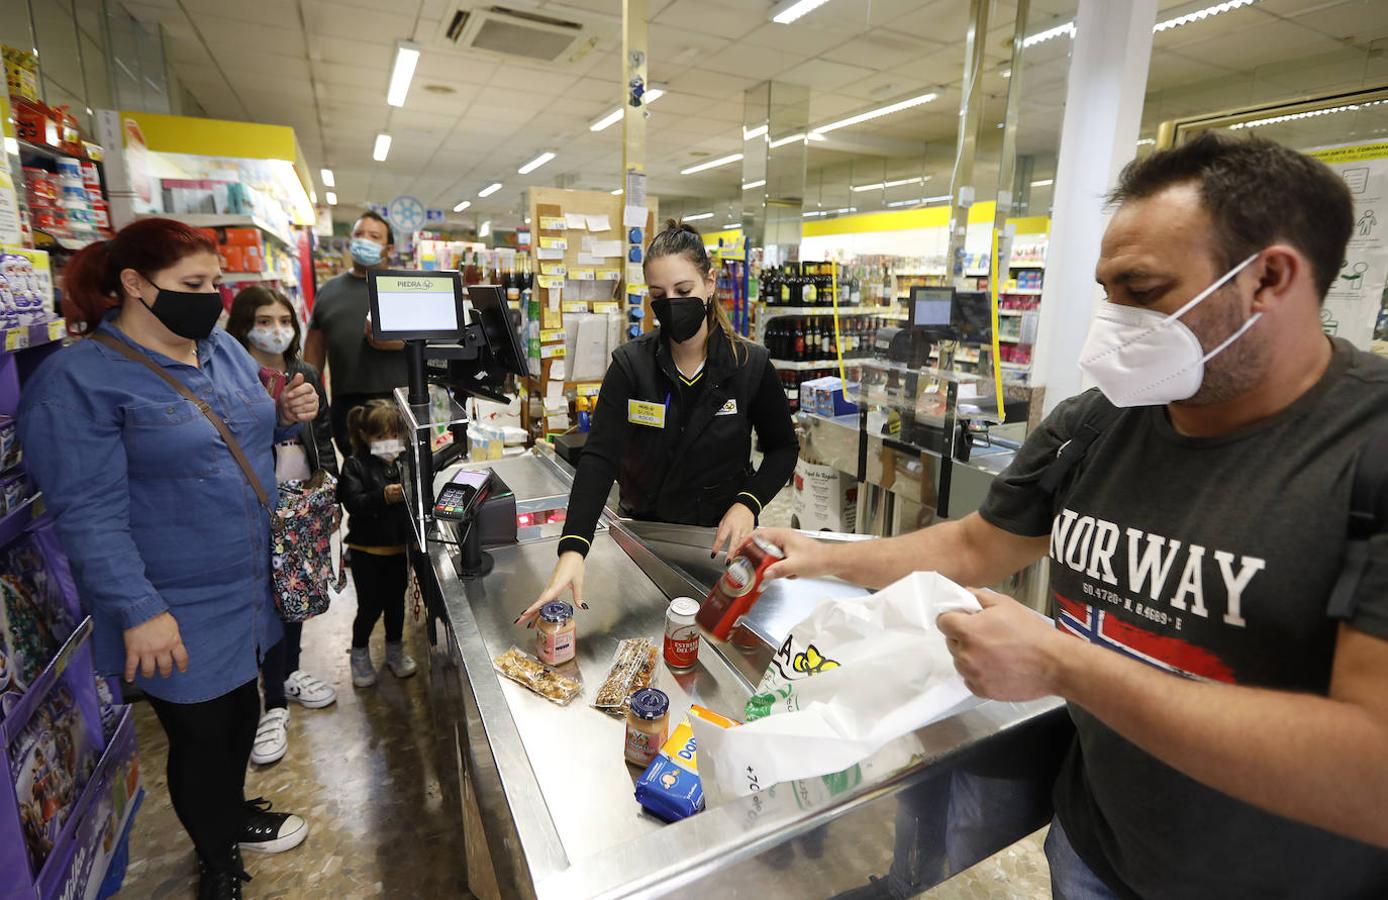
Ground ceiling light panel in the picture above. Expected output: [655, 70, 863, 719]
[387, 41, 421, 108]
[681, 153, 744, 175]
[478, 182, 503, 197]
[518, 151, 556, 174]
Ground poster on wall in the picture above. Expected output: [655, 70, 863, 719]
[1308, 141, 1388, 349]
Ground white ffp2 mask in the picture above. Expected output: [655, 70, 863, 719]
[370, 439, 405, 462]
[1078, 253, 1260, 407]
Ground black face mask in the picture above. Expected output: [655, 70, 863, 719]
[651, 296, 709, 343]
[141, 284, 224, 340]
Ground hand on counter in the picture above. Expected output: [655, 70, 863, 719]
[746, 527, 833, 581]
[937, 588, 1070, 702]
[515, 550, 590, 627]
[711, 503, 756, 558]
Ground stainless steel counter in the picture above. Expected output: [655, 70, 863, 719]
[423, 452, 1070, 899]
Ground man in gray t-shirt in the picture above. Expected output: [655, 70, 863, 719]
[305, 212, 408, 455]
[756, 133, 1388, 898]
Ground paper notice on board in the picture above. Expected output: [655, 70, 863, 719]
[592, 239, 623, 258]
[576, 253, 603, 266]
[549, 359, 566, 380]
[626, 262, 645, 284]
[562, 300, 590, 313]
[539, 216, 566, 231]
[570, 268, 596, 281]
[0, 169, 23, 246]
[540, 263, 567, 276]
[625, 170, 647, 207]
[581, 235, 596, 253]
[593, 301, 619, 314]
[540, 237, 568, 250]
[564, 213, 587, 230]
[624, 205, 648, 228]
[586, 214, 611, 232]
[597, 268, 621, 282]
[537, 247, 564, 260]
[1309, 141, 1388, 349]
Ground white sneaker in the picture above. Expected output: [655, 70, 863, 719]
[283, 670, 337, 709]
[385, 641, 417, 679]
[250, 708, 290, 765]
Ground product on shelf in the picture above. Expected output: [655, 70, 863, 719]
[4, 45, 40, 104]
[0, 523, 81, 692]
[8, 683, 100, 871]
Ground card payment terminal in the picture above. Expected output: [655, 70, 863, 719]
[433, 470, 491, 520]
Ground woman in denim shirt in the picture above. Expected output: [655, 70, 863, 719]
[17, 219, 319, 899]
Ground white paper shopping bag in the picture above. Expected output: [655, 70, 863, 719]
[693, 571, 982, 801]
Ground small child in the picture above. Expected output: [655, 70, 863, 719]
[338, 400, 416, 688]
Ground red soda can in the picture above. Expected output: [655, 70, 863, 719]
[696, 535, 784, 641]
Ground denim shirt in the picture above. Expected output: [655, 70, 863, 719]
[18, 316, 294, 703]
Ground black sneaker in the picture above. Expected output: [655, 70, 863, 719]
[239, 797, 309, 854]
[198, 846, 250, 900]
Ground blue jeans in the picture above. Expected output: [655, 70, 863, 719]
[1045, 817, 1120, 900]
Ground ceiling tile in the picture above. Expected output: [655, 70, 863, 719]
[701, 44, 804, 81]
[192, 15, 305, 58]
[653, 0, 766, 41]
[822, 30, 947, 71]
[779, 57, 878, 91]
[665, 67, 761, 100]
[413, 51, 499, 86]
[740, 22, 854, 56]
[301, 1, 417, 45]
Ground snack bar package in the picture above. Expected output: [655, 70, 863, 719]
[634, 705, 737, 823]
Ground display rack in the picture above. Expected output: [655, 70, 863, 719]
[521, 187, 658, 440]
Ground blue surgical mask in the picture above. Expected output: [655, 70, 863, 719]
[350, 237, 384, 267]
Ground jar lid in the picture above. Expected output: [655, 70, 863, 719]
[539, 601, 574, 623]
[629, 687, 669, 720]
[668, 597, 700, 618]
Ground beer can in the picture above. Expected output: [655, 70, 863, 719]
[663, 597, 700, 669]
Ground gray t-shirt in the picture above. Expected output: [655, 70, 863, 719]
[980, 337, 1388, 898]
[309, 272, 408, 397]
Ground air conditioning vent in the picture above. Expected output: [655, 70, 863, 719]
[436, 5, 583, 62]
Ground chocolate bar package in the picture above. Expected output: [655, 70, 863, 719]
[8, 684, 100, 871]
[0, 521, 80, 688]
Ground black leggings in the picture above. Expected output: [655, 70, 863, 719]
[350, 552, 408, 648]
[260, 621, 303, 710]
[147, 679, 260, 865]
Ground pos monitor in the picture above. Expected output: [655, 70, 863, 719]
[367, 269, 466, 342]
[908, 286, 954, 330]
[465, 284, 528, 378]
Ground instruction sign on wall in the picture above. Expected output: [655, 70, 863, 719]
[1308, 141, 1388, 349]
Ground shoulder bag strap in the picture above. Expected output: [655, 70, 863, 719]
[91, 332, 273, 513]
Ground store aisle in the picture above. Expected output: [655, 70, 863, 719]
[120, 572, 469, 898]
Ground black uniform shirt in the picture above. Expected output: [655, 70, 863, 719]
[559, 328, 797, 556]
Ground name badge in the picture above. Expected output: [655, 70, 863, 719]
[715, 398, 738, 416]
[628, 399, 666, 428]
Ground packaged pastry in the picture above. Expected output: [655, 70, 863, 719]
[634, 705, 739, 822]
[592, 637, 657, 719]
[493, 646, 582, 706]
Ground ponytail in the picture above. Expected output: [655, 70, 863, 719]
[644, 218, 746, 362]
[62, 218, 218, 334]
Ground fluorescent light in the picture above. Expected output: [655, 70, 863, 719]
[812, 93, 938, 135]
[887, 194, 951, 208]
[807, 132, 826, 142]
[372, 133, 392, 161]
[453, 200, 471, 212]
[769, 132, 806, 149]
[588, 88, 664, 132]
[525, 217, 532, 225]
[320, 168, 335, 187]
[325, 191, 337, 206]
[681, 153, 744, 175]
[518, 151, 556, 175]
[610, 188, 623, 195]
[1022, 21, 1076, 48]
[1023, 1, 1259, 50]
[1229, 98, 1388, 130]
[851, 176, 927, 192]
[590, 108, 624, 132]
[477, 182, 503, 198]
[682, 212, 714, 222]
[3, 137, 17, 156]
[1137, 137, 1156, 146]
[1031, 178, 1054, 187]
[742, 179, 766, 190]
[1155, 0, 1257, 32]
[386, 41, 421, 108]
[743, 124, 768, 140]
[770, 0, 834, 24]
[723, 223, 742, 229]
[479, 220, 491, 238]
[803, 206, 856, 218]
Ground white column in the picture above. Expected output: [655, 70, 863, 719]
[1032, 0, 1158, 414]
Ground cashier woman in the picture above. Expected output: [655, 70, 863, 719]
[517, 220, 798, 623]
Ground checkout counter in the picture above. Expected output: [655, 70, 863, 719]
[416, 452, 1070, 900]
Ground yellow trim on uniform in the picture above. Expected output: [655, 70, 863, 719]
[736, 492, 763, 514]
[679, 371, 704, 386]
[559, 535, 591, 548]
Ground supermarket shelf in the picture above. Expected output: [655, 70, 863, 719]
[894, 271, 947, 278]
[771, 357, 873, 371]
[1001, 288, 1043, 296]
[1, 318, 66, 352]
[1009, 262, 1046, 269]
[997, 310, 1026, 317]
[151, 213, 296, 249]
[0, 493, 41, 548]
[998, 336, 1023, 343]
[16, 138, 102, 166]
[760, 305, 900, 317]
[221, 270, 300, 287]
[1000, 361, 1030, 371]
[33, 229, 102, 252]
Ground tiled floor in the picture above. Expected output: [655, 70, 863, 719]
[116, 483, 1052, 899]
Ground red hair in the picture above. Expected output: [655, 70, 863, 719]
[62, 218, 217, 334]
